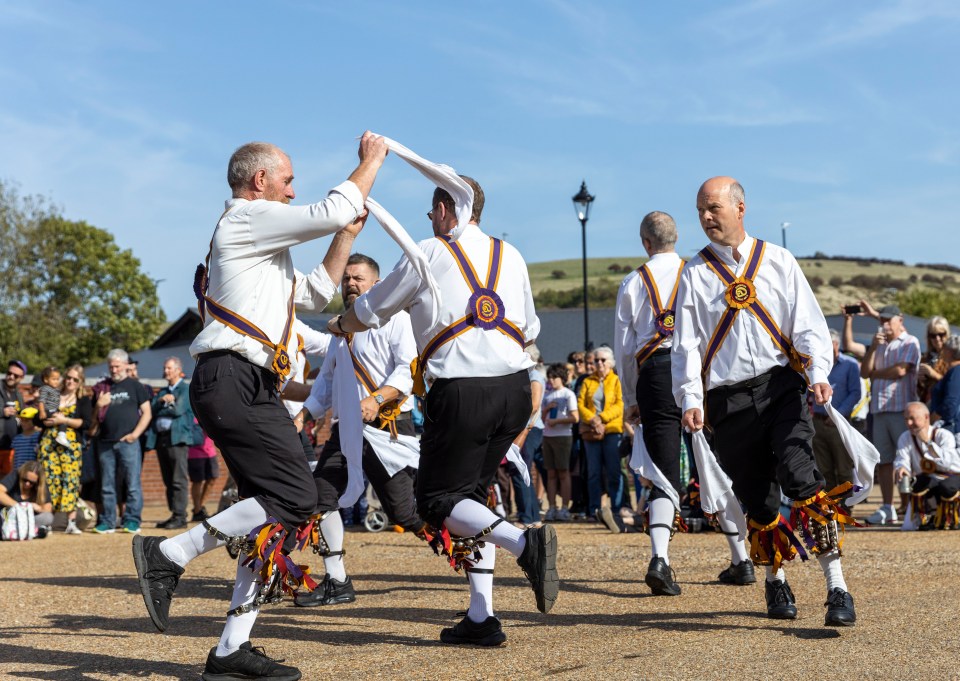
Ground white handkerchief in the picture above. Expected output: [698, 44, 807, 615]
[689, 429, 746, 540]
[332, 338, 365, 509]
[824, 401, 880, 506]
[506, 443, 530, 486]
[628, 426, 681, 511]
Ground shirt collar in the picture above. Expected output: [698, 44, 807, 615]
[447, 222, 481, 242]
[709, 233, 755, 268]
[649, 251, 680, 262]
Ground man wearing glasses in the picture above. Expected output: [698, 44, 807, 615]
[860, 304, 921, 526]
[1, 360, 27, 455]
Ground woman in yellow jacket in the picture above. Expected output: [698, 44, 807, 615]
[577, 346, 624, 518]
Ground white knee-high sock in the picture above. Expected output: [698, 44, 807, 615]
[648, 497, 674, 564]
[446, 499, 526, 557]
[160, 498, 269, 568]
[817, 549, 847, 593]
[714, 508, 749, 564]
[466, 541, 496, 623]
[216, 560, 261, 657]
[765, 565, 786, 583]
[320, 512, 347, 582]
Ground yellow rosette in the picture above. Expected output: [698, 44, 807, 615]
[724, 278, 757, 310]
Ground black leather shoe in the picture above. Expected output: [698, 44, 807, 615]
[718, 560, 757, 585]
[645, 556, 681, 596]
[191, 508, 209, 523]
[516, 524, 559, 614]
[765, 579, 798, 619]
[201, 641, 301, 680]
[439, 615, 507, 646]
[824, 588, 856, 626]
[156, 516, 176, 529]
[294, 576, 356, 607]
[163, 518, 187, 530]
[132, 535, 184, 632]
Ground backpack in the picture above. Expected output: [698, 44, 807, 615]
[1, 502, 35, 540]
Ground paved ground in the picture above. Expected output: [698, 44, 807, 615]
[2, 505, 959, 680]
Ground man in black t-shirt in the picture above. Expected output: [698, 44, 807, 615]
[93, 348, 152, 534]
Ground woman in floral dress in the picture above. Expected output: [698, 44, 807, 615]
[39, 363, 91, 534]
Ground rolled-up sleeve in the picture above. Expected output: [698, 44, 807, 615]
[354, 255, 423, 329]
[382, 316, 417, 395]
[294, 264, 338, 312]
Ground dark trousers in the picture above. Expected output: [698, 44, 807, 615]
[706, 366, 824, 525]
[313, 420, 422, 531]
[812, 415, 854, 492]
[914, 473, 960, 504]
[190, 351, 316, 530]
[417, 371, 531, 529]
[636, 350, 682, 502]
[156, 431, 189, 520]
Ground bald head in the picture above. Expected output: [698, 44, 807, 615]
[904, 401, 930, 434]
[696, 176, 746, 248]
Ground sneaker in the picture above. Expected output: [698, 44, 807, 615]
[64, 520, 82, 535]
[555, 508, 572, 522]
[201, 641, 301, 681]
[439, 615, 507, 646]
[516, 523, 559, 614]
[191, 507, 209, 523]
[824, 588, 856, 626]
[293, 576, 356, 607]
[544, 508, 557, 522]
[92, 522, 115, 534]
[864, 505, 897, 526]
[598, 507, 624, 534]
[718, 560, 757, 585]
[55, 431, 71, 448]
[645, 556, 681, 596]
[132, 535, 185, 632]
[122, 521, 141, 534]
[765, 579, 798, 619]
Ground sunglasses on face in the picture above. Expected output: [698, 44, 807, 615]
[929, 332, 947, 339]
[64, 376, 80, 382]
[6, 371, 23, 379]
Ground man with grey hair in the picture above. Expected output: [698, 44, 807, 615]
[133, 133, 388, 680]
[145, 356, 194, 530]
[894, 401, 960, 529]
[811, 329, 863, 493]
[92, 348, 153, 535]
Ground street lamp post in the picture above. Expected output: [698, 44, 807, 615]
[781, 222, 790, 250]
[572, 181, 595, 353]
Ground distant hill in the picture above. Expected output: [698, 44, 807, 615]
[529, 255, 960, 320]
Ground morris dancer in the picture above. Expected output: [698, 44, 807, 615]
[895, 402, 960, 530]
[294, 252, 424, 607]
[133, 134, 387, 681]
[672, 176, 857, 626]
[330, 174, 558, 647]
[615, 210, 753, 596]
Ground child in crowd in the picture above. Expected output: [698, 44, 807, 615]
[36, 366, 70, 447]
[541, 363, 579, 521]
[11, 407, 42, 470]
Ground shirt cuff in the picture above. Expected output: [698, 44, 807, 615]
[303, 395, 324, 420]
[807, 366, 830, 387]
[306, 264, 338, 303]
[329, 181, 364, 220]
[681, 394, 703, 414]
[353, 294, 386, 329]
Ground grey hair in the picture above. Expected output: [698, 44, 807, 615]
[164, 356, 183, 370]
[944, 335, 960, 356]
[594, 346, 615, 368]
[227, 142, 284, 193]
[106, 348, 129, 363]
[639, 211, 678, 250]
[727, 181, 745, 206]
[905, 401, 929, 415]
[829, 328, 840, 343]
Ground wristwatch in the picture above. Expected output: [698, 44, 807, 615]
[373, 393, 385, 406]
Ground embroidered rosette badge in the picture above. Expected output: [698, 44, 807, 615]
[655, 310, 676, 337]
[468, 289, 505, 330]
[724, 278, 757, 310]
[920, 457, 936, 474]
[271, 345, 291, 377]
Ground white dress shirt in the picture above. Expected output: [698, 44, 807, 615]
[615, 252, 684, 408]
[893, 426, 960, 476]
[671, 233, 832, 413]
[305, 311, 417, 420]
[353, 223, 539, 380]
[190, 181, 364, 370]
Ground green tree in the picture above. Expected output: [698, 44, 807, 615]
[897, 288, 960, 326]
[0, 181, 165, 369]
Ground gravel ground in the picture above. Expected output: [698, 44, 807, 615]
[2, 505, 959, 680]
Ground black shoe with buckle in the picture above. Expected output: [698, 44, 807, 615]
[824, 587, 856, 626]
[718, 560, 757, 585]
[201, 641, 301, 681]
[645, 556, 682, 596]
[294, 576, 355, 607]
[765, 579, 798, 619]
[439, 615, 507, 646]
[516, 523, 559, 614]
[132, 535, 184, 632]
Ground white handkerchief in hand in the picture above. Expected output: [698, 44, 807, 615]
[824, 401, 880, 506]
[506, 443, 530, 486]
[333, 339, 366, 508]
[690, 429, 746, 540]
[629, 426, 680, 511]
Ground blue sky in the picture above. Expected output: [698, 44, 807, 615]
[2, 0, 958, 318]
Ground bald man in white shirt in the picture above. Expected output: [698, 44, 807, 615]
[134, 133, 387, 681]
[672, 176, 857, 628]
[330, 176, 558, 647]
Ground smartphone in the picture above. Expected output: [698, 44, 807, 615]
[843, 304, 862, 315]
